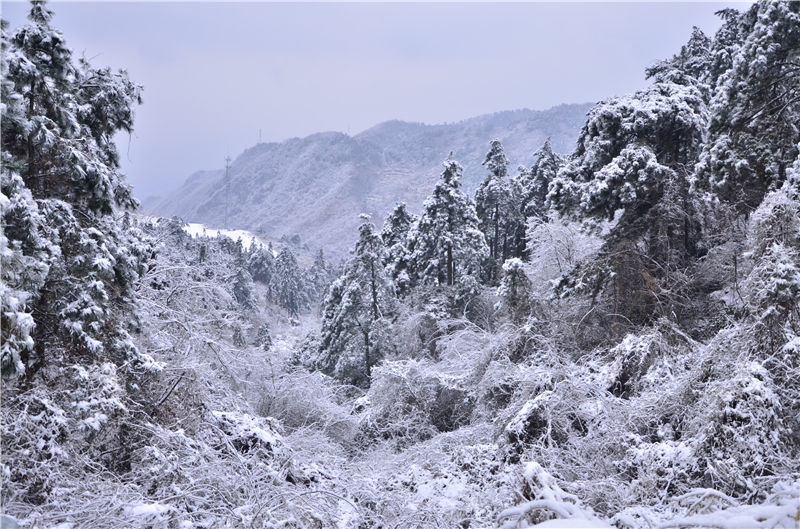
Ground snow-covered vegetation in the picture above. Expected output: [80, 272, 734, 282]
[2, 2, 800, 528]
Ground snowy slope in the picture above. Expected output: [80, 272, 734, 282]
[150, 103, 592, 260]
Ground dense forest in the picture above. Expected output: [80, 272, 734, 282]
[2, 1, 800, 528]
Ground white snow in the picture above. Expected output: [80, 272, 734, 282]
[184, 223, 266, 250]
[530, 519, 613, 528]
[124, 502, 172, 518]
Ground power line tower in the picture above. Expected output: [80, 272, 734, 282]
[224, 156, 231, 230]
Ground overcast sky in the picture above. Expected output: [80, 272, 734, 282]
[2, 1, 752, 200]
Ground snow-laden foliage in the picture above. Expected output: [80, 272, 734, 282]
[270, 246, 310, 318]
[476, 139, 524, 281]
[1, 2, 149, 379]
[301, 217, 397, 387]
[518, 138, 565, 222]
[548, 82, 707, 226]
[382, 202, 418, 296]
[408, 156, 488, 290]
[4, 2, 800, 528]
[693, 2, 800, 208]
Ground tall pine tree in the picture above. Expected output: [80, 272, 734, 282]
[311, 217, 396, 387]
[381, 202, 417, 296]
[475, 140, 522, 282]
[408, 156, 487, 291]
[1, 2, 149, 377]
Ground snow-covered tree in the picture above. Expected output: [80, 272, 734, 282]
[231, 266, 257, 312]
[646, 26, 713, 91]
[269, 246, 308, 318]
[693, 2, 800, 208]
[475, 140, 522, 281]
[255, 322, 272, 352]
[1, 1, 148, 377]
[381, 202, 417, 296]
[496, 258, 534, 324]
[519, 138, 564, 222]
[246, 242, 274, 284]
[549, 82, 707, 230]
[547, 80, 708, 327]
[309, 217, 396, 387]
[307, 248, 334, 303]
[408, 157, 488, 291]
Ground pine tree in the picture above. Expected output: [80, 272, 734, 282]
[247, 244, 274, 284]
[519, 138, 564, 221]
[547, 76, 707, 328]
[475, 140, 522, 282]
[645, 26, 713, 92]
[311, 217, 396, 387]
[1, 2, 148, 377]
[496, 258, 534, 324]
[408, 156, 488, 292]
[269, 247, 308, 318]
[381, 202, 417, 296]
[515, 139, 566, 258]
[231, 266, 257, 312]
[548, 79, 709, 290]
[693, 2, 800, 209]
[255, 322, 273, 352]
[307, 248, 334, 302]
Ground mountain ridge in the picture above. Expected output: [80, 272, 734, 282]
[150, 102, 593, 259]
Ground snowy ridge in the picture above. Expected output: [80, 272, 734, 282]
[151, 103, 592, 260]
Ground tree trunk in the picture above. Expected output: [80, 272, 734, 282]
[493, 204, 500, 261]
[369, 260, 379, 320]
[363, 329, 371, 379]
[27, 79, 36, 184]
[447, 243, 454, 286]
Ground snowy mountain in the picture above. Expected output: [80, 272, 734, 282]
[149, 103, 592, 259]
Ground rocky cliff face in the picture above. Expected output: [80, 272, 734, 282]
[150, 103, 593, 259]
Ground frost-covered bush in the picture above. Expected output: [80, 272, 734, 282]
[363, 360, 459, 445]
[688, 362, 790, 498]
[526, 218, 604, 297]
[498, 462, 610, 528]
[256, 368, 360, 449]
[747, 191, 800, 259]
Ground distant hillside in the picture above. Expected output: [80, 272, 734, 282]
[150, 103, 593, 260]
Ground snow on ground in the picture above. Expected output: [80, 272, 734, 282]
[184, 223, 266, 250]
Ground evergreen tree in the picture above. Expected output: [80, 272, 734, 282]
[1, 2, 148, 377]
[519, 138, 564, 221]
[548, 79, 707, 251]
[645, 26, 713, 92]
[381, 202, 417, 296]
[496, 258, 534, 324]
[515, 139, 566, 258]
[307, 248, 334, 302]
[255, 322, 273, 352]
[231, 266, 257, 312]
[247, 244, 274, 284]
[311, 217, 396, 388]
[269, 247, 308, 318]
[693, 2, 800, 209]
[408, 156, 488, 291]
[547, 78, 707, 327]
[475, 140, 522, 281]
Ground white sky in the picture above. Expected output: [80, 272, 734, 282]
[2, 1, 752, 200]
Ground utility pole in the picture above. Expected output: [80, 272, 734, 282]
[224, 156, 231, 230]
